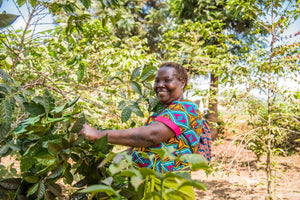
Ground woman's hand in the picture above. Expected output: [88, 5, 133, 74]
[78, 124, 104, 142]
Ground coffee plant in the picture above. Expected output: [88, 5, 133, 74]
[0, 69, 208, 199]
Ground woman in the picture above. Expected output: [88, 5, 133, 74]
[79, 62, 211, 199]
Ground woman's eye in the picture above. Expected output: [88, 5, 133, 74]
[165, 79, 171, 82]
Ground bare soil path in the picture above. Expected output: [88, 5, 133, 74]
[192, 139, 300, 200]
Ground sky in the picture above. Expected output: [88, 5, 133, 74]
[0, 0, 55, 33]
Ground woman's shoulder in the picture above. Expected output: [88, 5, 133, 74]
[168, 99, 200, 116]
[171, 99, 198, 109]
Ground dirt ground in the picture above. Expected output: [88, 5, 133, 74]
[192, 138, 300, 200]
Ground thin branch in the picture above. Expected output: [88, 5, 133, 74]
[1, 38, 67, 99]
[10, 0, 39, 76]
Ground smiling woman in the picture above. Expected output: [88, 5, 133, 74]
[79, 62, 211, 200]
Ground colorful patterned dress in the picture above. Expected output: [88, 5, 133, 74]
[131, 99, 211, 173]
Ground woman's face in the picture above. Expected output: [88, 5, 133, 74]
[153, 67, 185, 107]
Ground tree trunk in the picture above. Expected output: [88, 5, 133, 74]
[206, 73, 218, 140]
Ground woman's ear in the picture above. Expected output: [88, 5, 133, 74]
[181, 80, 186, 89]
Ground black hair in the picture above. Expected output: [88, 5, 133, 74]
[159, 62, 188, 89]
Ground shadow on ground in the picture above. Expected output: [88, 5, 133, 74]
[195, 177, 265, 200]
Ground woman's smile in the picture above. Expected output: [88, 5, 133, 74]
[153, 66, 185, 107]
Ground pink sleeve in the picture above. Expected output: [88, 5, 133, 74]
[155, 116, 181, 137]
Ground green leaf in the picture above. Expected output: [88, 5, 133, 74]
[66, 56, 78, 66]
[0, 99, 13, 124]
[7, 143, 20, 151]
[42, 89, 55, 114]
[180, 154, 208, 170]
[27, 183, 39, 197]
[130, 104, 144, 117]
[131, 175, 143, 191]
[139, 167, 156, 178]
[0, 69, 9, 82]
[77, 62, 85, 83]
[140, 66, 156, 80]
[79, 184, 119, 197]
[29, 0, 37, 7]
[64, 169, 73, 185]
[178, 180, 207, 191]
[17, 0, 26, 7]
[73, 134, 85, 146]
[48, 142, 62, 155]
[47, 183, 62, 196]
[37, 181, 45, 200]
[66, 96, 80, 108]
[118, 169, 138, 177]
[121, 106, 132, 123]
[131, 67, 141, 80]
[92, 134, 108, 152]
[80, 0, 91, 9]
[34, 155, 56, 166]
[0, 83, 11, 94]
[0, 144, 9, 156]
[118, 100, 126, 109]
[24, 101, 45, 117]
[0, 123, 10, 140]
[130, 81, 142, 95]
[20, 157, 35, 171]
[24, 176, 40, 184]
[0, 14, 19, 28]
[0, 178, 21, 190]
[70, 114, 85, 133]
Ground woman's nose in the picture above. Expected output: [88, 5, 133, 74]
[157, 81, 164, 87]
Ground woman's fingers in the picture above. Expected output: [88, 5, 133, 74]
[77, 124, 102, 142]
[78, 124, 88, 136]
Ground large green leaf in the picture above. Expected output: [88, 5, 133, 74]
[121, 106, 132, 123]
[130, 104, 144, 117]
[27, 183, 39, 197]
[42, 89, 55, 114]
[20, 156, 35, 171]
[0, 123, 10, 140]
[0, 69, 9, 82]
[0, 99, 13, 124]
[140, 66, 156, 80]
[0, 14, 19, 28]
[0, 83, 11, 95]
[0, 144, 9, 156]
[24, 176, 40, 184]
[92, 135, 108, 152]
[130, 81, 142, 96]
[0, 178, 21, 190]
[47, 166, 64, 180]
[34, 155, 56, 166]
[131, 67, 141, 80]
[37, 181, 45, 200]
[24, 101, 45, 117]
[79, 184, 119, 197]
[63, 169, 73, 185]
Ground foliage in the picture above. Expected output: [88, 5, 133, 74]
[1, 0, 300, 199]
[0, 73, 209, 199]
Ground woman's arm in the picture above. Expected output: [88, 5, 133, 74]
[78, 121, 175, 147]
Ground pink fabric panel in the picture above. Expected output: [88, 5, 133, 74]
[155, 116, 181, 136]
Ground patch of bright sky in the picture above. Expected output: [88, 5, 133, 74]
[0, 0, 55, 33]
